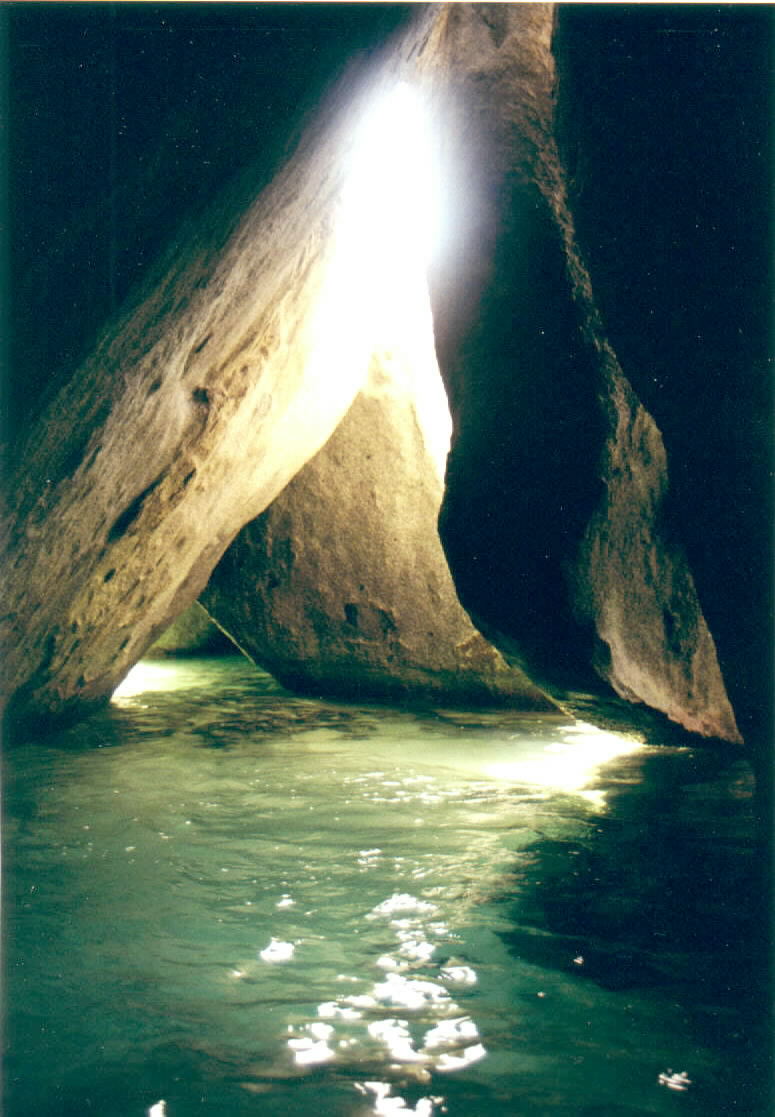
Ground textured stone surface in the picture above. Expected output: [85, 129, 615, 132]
[6, 6, 412, 435]
[571, 371, 741, 742]
[202, 320, 552, 709]
[1, 36, 418, 733]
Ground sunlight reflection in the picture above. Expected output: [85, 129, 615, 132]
[111, 659, 200, 699]
[355, 1081, 444, 1116]
[314, 79, 451, 476]
[259, 937, 295, 963]
[282, 885, 488, 1109]
[12, 648, 753, 1115]
[482, 721, 642, 796]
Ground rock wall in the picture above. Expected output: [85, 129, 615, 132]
[551, 4, 772, 745]
[6, 4, 412, 438]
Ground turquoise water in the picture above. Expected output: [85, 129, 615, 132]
[3, 657, 769, 1115]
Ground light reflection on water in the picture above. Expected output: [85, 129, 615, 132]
[3, 657, 767, 1116]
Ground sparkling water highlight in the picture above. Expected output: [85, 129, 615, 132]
[3, 657, 767, 1115]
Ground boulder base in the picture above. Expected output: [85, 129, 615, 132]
[203, 329, 552, 709]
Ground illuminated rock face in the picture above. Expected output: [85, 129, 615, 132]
[1, 6, 536, 733]
[201, 343, 552, 709]
[551, 5, 771, 747]
[0, 59, 390, 733]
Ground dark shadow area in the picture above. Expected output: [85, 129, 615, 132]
[497, 746, 772, 1114]
[438, 181, 607, 694]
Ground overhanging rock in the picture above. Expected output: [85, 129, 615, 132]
[147, 603, 233, 659]
[0, 33, 418, 734]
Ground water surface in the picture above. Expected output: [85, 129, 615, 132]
[3, 657, 768, 1115]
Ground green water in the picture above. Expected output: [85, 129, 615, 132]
[3, 657, 769, 1115]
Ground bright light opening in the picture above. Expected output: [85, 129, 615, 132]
[339, 81, 439, 279]
[307, 80, 452, 475]
[267, 83, 447, 479]
[300, 81, 450, 473]
[328, 79, 442, 337]
[111, 660, 206, 699]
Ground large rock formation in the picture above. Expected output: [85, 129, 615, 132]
[414, 4, 744, 743]
[1, 58, 378, 733]
[2, 4, 767, 750]
[202, 316, 550, 708]
[5, 4, 412, 436]
[551, 4, 772, 747]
